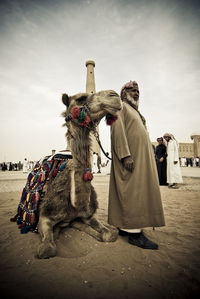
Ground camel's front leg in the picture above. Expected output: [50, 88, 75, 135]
[37, 216, 57, 259]
[82, 216, 118, 242]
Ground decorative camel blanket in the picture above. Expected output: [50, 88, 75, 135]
[10, 153, 72, 234]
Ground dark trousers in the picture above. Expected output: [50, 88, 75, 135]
[156, 161, 167, 185]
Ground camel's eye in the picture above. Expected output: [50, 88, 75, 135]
[76, 95, 87, 104]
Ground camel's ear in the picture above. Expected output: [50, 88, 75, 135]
[62, 94, 70, 107]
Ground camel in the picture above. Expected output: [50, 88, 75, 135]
[37, 90, 122, 258]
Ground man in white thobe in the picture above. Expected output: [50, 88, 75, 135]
[92, 152, 98, 174]
[23, 158, 28, 173]
[163, 133, 183, 188]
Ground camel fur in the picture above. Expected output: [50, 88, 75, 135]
[37, 90, 122, 258]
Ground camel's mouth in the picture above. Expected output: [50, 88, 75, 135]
[103, 103, 122, 116]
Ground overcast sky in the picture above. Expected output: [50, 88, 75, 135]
[0, 0, 200, 162]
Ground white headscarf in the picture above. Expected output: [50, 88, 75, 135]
[163, 133, 178, 147]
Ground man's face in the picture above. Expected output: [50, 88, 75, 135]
[164, 136, 171, 142]
[157, 138, 163, 144]
[126, 87, 140, 101]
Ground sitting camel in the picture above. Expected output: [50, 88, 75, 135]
[37, 90, 122, 258]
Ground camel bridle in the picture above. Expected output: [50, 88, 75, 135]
[65, 95, 112, 161]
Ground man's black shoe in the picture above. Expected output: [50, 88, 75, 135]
[128, 231, 158, 250]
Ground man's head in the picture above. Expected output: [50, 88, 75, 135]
[157, 137, 164, 144]
[120, 80, 140, 109]
[163, 133, 171, 142]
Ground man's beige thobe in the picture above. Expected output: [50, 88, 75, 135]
[108, 102, 165, 229]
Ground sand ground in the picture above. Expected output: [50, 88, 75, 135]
[0, 168, 200, 299]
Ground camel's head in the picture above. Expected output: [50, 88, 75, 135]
[62, 90, 122, 128]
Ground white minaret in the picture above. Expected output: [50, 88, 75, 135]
[85, 60, 96, 94]
[85, 60, 101, 157]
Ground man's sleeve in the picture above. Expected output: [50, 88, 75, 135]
[111, 108, 131, 160]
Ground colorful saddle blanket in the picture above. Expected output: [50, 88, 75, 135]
[10, 152, 72, 234]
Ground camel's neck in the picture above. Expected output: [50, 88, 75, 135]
[68, 127, 92, 170]
[67, 127, 92, 209]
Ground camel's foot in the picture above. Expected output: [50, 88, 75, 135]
[101, 227, 118, 242]
[37, 241, 57, 259]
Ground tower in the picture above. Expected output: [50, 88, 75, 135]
[85, 60, 96, 94]
[85, 60, 101, 156]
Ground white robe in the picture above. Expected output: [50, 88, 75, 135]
[92, 154, 98, 173]
[166, 140, 183, 184]
[23, 160, 28, 173]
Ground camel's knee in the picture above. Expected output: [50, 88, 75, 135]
[37, 216, 57, 258]
[38, 216, 54, 242]
[101, 229, 118, 242]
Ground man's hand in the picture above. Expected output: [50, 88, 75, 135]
[160, 157, 164, 162]
[122, 156, 134, 172]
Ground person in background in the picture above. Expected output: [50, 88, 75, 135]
[92, 152, 98, 174]
[155, 137, 167, 186]
[97, 153, 101, 173]
[195, 157, 199, 167]
[23, 158, 28, 173]
[180, 156, 186, 167]
[9, 162, 13, 171]
[163, 133, 183, 188]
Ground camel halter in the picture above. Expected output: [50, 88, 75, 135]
[92, 128, 112, 161]
[65, 97, 117, 161]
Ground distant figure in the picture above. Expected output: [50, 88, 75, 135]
[195, 157, 199, 167]
[92, 152, 98, 174]
[155, 137, 167, 185]
[163, 133, 183, 188]
[9, 162, 13, 171]
[18, 161, 23, 171]
[180, 157, 186, 167]
[97, 153, 101, 173]
[2, 162, 7, 171]
[23, 158, 28, 173]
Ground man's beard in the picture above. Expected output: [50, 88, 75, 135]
[126, 93, 139, 110]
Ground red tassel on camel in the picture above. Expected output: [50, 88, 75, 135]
[106, 113, 118, 126]
[83, 145, 93, 181]
[83, 168, 93, 181]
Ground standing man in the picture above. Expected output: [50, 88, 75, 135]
[155, 137, 167, 185]
[108, 81, 165, 250]
[23, 158, 28, 173]
[92, 152, 98, 174]
[163, 133, 183, 188]
[97, 153, 101, 173]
